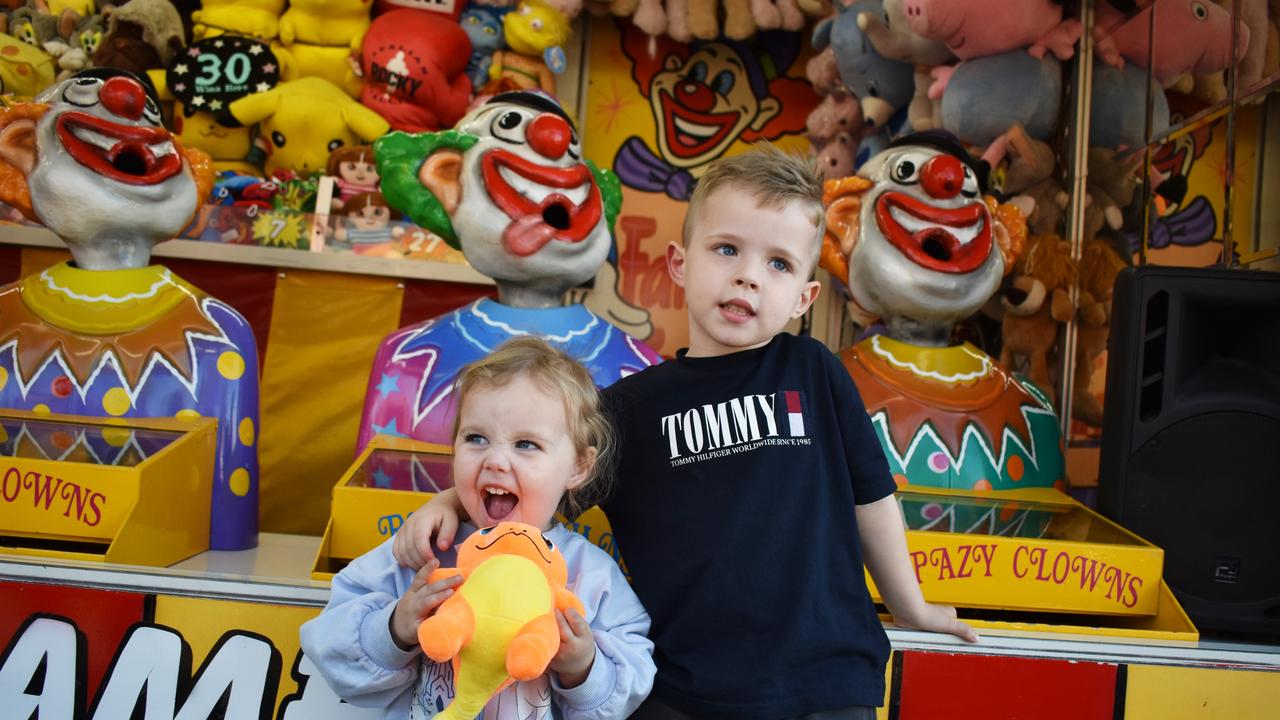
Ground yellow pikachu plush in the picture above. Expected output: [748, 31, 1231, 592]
[278, 0, 371, 48]
[191, 0, 287, 41]
[149, 70, 260, 175]
[272, 42, 363, 98]
[229, 77, 388, 177]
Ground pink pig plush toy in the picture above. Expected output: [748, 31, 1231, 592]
[1094, 0, 1250, 86]
[902, 0, 1083, 61]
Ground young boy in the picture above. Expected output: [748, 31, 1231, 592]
[396, 144, 976, 719]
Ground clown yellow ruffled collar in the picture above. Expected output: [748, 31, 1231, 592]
[865, 334, 995, 386]
[0, 262, 222, 387]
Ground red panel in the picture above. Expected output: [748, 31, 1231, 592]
[894, 650, 1118, 720]
[0, 244, 21, 285]
[399, 278, 495, 328]
[162, 257, 278, 369]
[0, 580, 147, 701]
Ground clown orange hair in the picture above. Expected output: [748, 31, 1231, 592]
[0, 103, 49, 221]
[819, 176, 873, 282]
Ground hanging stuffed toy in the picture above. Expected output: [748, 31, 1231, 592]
[418, 522, 586, 720]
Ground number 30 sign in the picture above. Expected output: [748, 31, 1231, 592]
[165, 36, 280, 125]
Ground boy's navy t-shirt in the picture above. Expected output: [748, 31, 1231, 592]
[601, 333, 897, 719]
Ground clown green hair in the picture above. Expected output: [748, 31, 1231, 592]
[374, 128, 623, 250]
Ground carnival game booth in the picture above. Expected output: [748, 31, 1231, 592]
[3, 0, 1280, 717]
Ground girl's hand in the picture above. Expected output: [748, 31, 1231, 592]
[549, 608, 596, 688]
[392, 490, 464, 569]
[390, 559, 463, 650]
[893, 601, 979, 643]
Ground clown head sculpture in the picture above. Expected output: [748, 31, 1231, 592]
[0, 70, 260, 551]
[843, 134, 1012, 346]
[358, 91, 659, 451]
[0, 70, 212, 269]
[379, 91, 616, 308]
[821, 132, 1063, 522]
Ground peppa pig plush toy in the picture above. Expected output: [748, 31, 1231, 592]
[903, 0, 1082, 62]
[1094, 0, 1250, 86]
[359, 10, 473, 133]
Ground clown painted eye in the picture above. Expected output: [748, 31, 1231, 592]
[711, 70, 734, 96]
[491, 110, 530, 143]
[891, 158, 918, 183]
[328, 139, 345, 153]
[272, 131, 287, 147]
[960, 165, 979, 197]
[1191, 1, 1208, 20]
[62, 77, 104, 107]
[689, 61, 708, 84]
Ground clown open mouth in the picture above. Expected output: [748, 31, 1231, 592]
[56, 111, 182, 185]
[660, 91, 737, 159]
[482, 148, 602, 257]
[875, 191, 992, 274]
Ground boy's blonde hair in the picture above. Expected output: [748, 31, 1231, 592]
[451, 337, 614, 518]
[682, 142, 826, 268]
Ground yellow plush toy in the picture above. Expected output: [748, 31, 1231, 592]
[277, 0, 370, 48]
[272, 42, 363, 98]
[191, 0, 286, 41]
[419, 522, 585, 720]
[489, 0, 570, 94]
[229, 77, 388, 177]
[149, 70, 260, 176]
[0, 34, 56, 98]
[273, 0, 371, 99]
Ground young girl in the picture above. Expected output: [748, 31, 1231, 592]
[300, 338, 655, 719]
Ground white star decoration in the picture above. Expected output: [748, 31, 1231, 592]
[255, 82, 271, 92]
[209, 99, 223, 111]
[248, 44, 263, 55]
[174, 63, 188, 75]
[174, 82, 186, 92]
[214, 39, 224, 48]
[191, 95, 206, 107]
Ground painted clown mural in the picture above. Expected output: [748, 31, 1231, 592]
[356, 91, 661, 455]
[584, 19, 816, 355]
[820, 133, 1065, 534]
[0, 70, 260, 551]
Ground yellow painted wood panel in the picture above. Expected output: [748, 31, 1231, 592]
[1124, 664, 1280, 719]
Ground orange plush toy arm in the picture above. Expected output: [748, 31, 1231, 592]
[554, 585, 586, 616]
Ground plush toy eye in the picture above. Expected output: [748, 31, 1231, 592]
[62, 76, 103, 107]
[484, 26, 496, 35]
[19, 23, 36, 46]
[531, 18, 543, 31]
[328, 139, 345, 153]
[542, 535, 555, 551]
[1191, 1, 1208, 20]
[478, 526, 495, 535]
[271, 130, 287, 147]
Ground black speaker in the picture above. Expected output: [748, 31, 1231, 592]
[1099, 265, 1280, 636]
